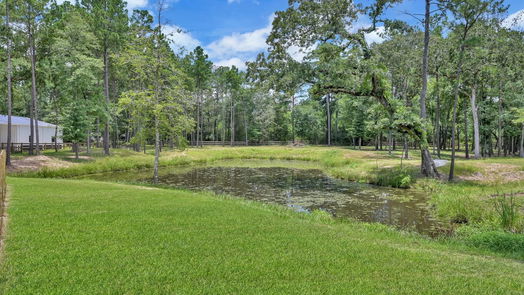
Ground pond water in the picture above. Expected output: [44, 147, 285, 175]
[81, 161, 440, 234]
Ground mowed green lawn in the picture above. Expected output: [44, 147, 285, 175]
[1, 178, 523, 294]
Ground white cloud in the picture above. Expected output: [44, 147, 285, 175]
[349, 15, 387, 45]
[204, 15, 274, 70]
[127, 0, 148, 10]
[215, 57, 247, 70]
[364, 26, 386, 44]
[163, 25, 201, 53]
[206, 23, 271, 60]
[287, 45, 313, 62]
[502, 9, 524, 31]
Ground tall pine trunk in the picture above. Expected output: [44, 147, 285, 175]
[435, 72, 441, 159]
[196, 94, 200, 147]
[449, 44, 466, 181]
[29, 17, 40, 155]
[463, 98, 469, 159]
[497, 92, 503, 157]
[326, 94, 331, 146]
[5, 0, 13, 165]
[470, 85, 481, 159]
[520, 123, 524, 158]
[291, 95, 295, 144]
[103, 44, 111, 155]
[230, 94, 235, 146]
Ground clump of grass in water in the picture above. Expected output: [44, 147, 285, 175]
[374, 167, 416, 188]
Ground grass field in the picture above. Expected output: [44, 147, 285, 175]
[1, 177, 523, 294]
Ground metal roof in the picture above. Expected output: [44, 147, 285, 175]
[0, 115, 57, 127]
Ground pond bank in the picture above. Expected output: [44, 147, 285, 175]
[77, 160, 440, 234]
[1, 177, 523, 294]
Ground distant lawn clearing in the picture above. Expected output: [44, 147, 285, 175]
[1, 178, 523, 294]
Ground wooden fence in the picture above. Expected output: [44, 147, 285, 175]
[192, 141, 292, 146]
[0, 150, 7, 250]
[0, 143, 69, 153]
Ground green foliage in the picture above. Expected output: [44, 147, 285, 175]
[374, 167, 416, 188]
[62, 100, 89, 144]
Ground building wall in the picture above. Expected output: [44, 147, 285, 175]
[0, 124, 63, 144]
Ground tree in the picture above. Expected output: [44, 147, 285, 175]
[418, 0, 440, 177]
[445, 0, 506, 180]
[4, 0, 13, 165]
[187, 46, 212, 147]
[265, 0, 441, 175]
[117, 3, 193, 183]
[81, 0, 127, 155]
[62, 100, 89, 159]
[22, 0, 47, 155]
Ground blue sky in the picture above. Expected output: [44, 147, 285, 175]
[123, 0, 524, 69]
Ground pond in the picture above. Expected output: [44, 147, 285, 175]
[81, 160, 441, 234]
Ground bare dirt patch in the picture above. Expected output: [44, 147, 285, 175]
[65, 155, 93, 160]
[8, 155, 76, 173]
[460, 163, 524, 183]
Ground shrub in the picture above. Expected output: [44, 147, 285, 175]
[374, 167, 416, 188]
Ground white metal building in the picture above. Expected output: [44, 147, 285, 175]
[0, 115, 62, 144]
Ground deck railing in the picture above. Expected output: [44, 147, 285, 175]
[191, 141, 292, 146]
[0, 143, 69, 153]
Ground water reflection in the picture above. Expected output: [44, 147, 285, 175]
[80, 163, 440, 234]
[153, 166, 439, 234]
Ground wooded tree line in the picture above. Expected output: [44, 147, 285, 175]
[248, 0, 524, 180]
[1, 0, 523, 180]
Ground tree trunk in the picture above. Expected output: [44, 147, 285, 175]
[28, 17, 38, 155]
[326, 94, 331, 146]
[54, 126, 58, 152]
[87, 130, 91, 154]
[291, 95, 295, 144]
[403, 136, 409, 159]
[74, 143, 79, 160]
[388, 129, 392, 155]
[435, 72, 441, 159]
[520, 124, 524, 158]
[497, 93, 503, 157]
[103, 44, 110, 155]
[470, 85, 481, 159]
[244, 112, 248, 146]
[419, 0, 439, 178]
[96, 118, 100, 148]
[449, 47, 466, 181]
[153, 5, 164, 184]
[196, 94, 201, 147]
[230, 94, 235, 146]
[5, 0, 13, 166]
[463, 97, 469, 159]
[29, 16, 40, 155]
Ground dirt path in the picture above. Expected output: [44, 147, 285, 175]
[8, 155, 75, 173]
[460, 163, 524, 183]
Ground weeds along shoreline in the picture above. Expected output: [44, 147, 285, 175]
[12, 147, 418, 189]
